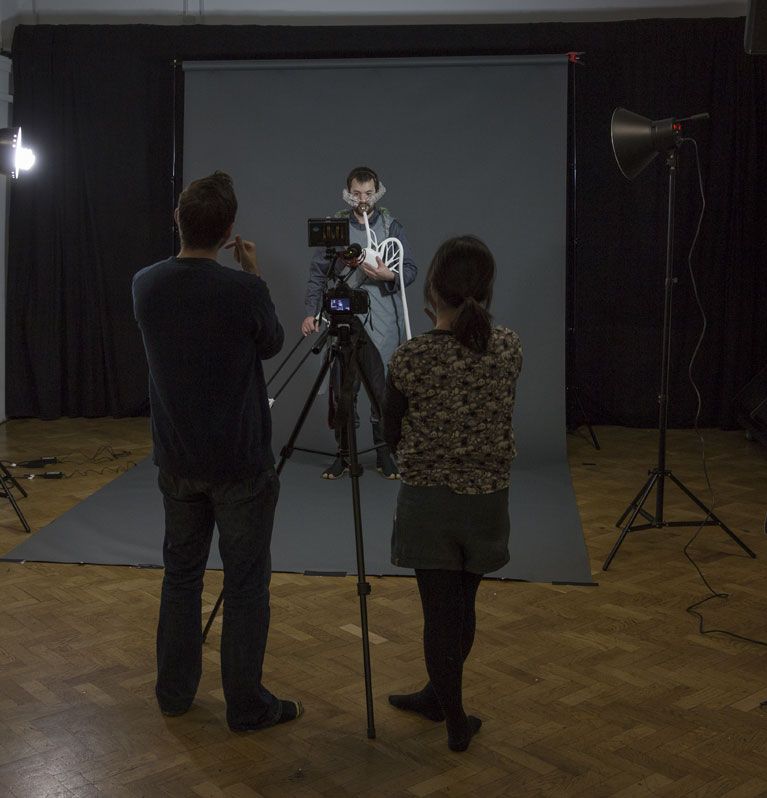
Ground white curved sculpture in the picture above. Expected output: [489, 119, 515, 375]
[361, 209, 412, 341]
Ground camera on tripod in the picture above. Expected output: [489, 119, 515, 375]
[308, 216, 369, 321]
[323, 282, 369, 317]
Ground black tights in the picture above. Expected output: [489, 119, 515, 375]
[415, 569, 482, 734]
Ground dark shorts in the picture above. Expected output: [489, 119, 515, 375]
[391, 482, 510, 575]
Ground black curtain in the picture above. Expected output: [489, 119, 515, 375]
[7, 19, 767, 425]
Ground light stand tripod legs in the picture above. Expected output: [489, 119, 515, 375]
[0, 462, 31, 533]
[667, 471, 755, 558]
[615, 473, 657, 528]
[603, 469, 756, 571]
[566, 377, 600, 451]
[603, 471, 659, 571]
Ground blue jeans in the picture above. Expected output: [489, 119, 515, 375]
[156, 467, 281, 730]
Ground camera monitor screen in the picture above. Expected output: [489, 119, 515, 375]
[308, 218, 350, 248]
[329, 297, 351, 312]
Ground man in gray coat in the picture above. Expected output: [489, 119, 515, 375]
[301, 166, 417, 479]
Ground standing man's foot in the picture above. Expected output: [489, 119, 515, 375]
[376, 449, 400, 480]
[160, 704, 191, 717]
[322, 456, 349, 479]
[275, 698, 303, 725]
[230, 699, 304, 732]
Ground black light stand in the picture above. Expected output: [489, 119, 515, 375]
[0, 462, 31, 533]
[602, 109, 756, 570]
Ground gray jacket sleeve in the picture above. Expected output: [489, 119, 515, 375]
[383, 219, 417, 295]
[304, 248, 332, 317]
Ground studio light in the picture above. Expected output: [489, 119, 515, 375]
[602, 106, 753, 571]
[610, 108, 681, 180]
[0, 127, 36, 178]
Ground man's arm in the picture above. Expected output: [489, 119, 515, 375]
[223, 235, 284, 358]
[224, 235, 259, 275]
[304, 248, 332, 317]
[252, 281, 284, 360]
[383, 220, 417, 294]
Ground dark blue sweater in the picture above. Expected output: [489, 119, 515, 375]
[132, 256, 284, 482]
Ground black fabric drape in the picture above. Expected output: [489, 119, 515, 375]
[7, 20, 767, 425]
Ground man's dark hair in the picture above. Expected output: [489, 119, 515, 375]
[346, 166, 379, 191]
[177, 171, 237, 250]
[425, 235, 495, 355]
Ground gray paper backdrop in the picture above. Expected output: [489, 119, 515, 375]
[182, 56, 569, 464]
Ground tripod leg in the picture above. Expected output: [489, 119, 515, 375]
[276, 350, 333, 475]
[347, 419, 376, 739]
[203, 351, 333, 643]
[339, 326, 376, 740]
[202, 589, 225, 643]
[574, 391, 600, 451]
[0, 462, 27, 498]
[667, 472, 756, 558]
[603, 472, 659, 571]
[2, 483, 31, 533]
[616, 474, 656, 529]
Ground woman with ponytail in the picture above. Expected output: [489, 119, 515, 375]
[383, 235, 522, 752]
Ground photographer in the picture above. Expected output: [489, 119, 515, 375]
[132, 171, 302, 731]
[302, 166, 417, 480]
[383, 235, 523, 752]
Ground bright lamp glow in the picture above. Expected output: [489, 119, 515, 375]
[0, 127, 36, 178]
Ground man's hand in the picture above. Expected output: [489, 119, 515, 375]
[301, 315, 320, 336]
[361, 256, 395, 282]
[224, 235, 259, 275]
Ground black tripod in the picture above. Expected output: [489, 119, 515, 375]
[0, 461, 31, 533]
[602, 148, 755, 570]
[202, 314, 380, 739]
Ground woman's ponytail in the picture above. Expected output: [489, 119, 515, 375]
[453, 296, 492, 354]
[424, 235, 496, 355]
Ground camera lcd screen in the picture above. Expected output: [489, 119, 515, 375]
[329, 298, 351, 312]
[308, 217, 350, 248]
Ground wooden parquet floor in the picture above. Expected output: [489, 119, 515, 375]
[2, 418, 767, 797]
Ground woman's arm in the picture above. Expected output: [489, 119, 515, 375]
[382, 370, 408, 455]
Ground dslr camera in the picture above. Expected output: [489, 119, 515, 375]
[323, 282, 369, 317]
[308, 217, 369, 320]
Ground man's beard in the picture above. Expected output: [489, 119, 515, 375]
[341, 182, 387, 210]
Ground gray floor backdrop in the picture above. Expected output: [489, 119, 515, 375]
[2, 452, 592, 584]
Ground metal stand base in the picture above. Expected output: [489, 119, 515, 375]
[602, 468, 756, 570]
[0, 462, 30, 533]
[566, 386, 601, 450]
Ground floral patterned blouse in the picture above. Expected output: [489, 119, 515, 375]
[383, 327, 523, 495]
